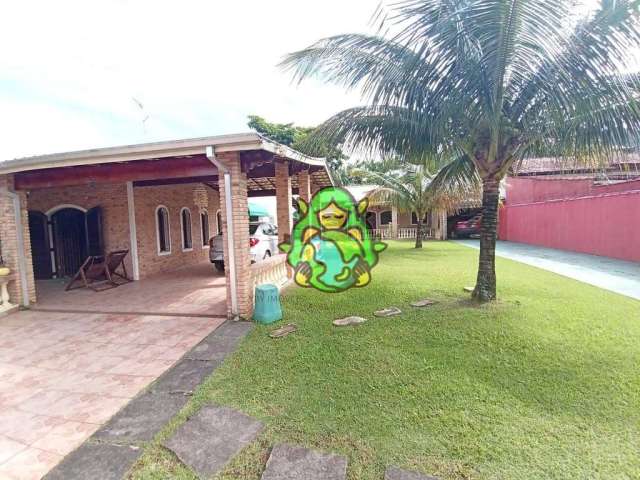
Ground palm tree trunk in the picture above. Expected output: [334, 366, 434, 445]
[473, 177, 500, 302]
[415, 219, 423, 248]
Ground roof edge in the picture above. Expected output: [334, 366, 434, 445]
[0, 132, 328, 175]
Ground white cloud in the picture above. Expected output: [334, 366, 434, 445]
[3, 0, 622, 161]
[0, 0, 378, 159]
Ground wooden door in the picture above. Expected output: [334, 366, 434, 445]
[86, 207, 104, 257]
[28, 211, 53, 279]
[52, 208, 88, 277]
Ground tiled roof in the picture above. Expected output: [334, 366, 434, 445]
[513, 153, 640, 175]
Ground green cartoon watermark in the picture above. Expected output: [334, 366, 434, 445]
[279, 187, 387, 293]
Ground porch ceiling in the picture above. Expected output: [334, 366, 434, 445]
[13, 150, 333, 195]
[9, 134, 333, 194]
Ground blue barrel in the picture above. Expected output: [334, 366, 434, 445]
[253, 284, 282, 324]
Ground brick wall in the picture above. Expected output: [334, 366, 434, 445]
[275, 160, 292, 244]
[4, 168, 260, 317]
[27, 181, 219, 280]
[133, 183, 220, 278]
[0, 174, 36, 304]
[298, 170, 311, 203]
[28, 183, 133, 274]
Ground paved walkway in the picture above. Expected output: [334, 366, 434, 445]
[45, 321, 253, 480]
[0, 310, 225, 479]
[455, 240, 640, 300]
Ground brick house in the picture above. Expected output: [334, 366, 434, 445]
[0, 133, 333, 319]
[345, 185, 450, 240]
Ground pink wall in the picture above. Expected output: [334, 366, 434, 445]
[506, 177, 640, 203]
[499, 178, 640, 262]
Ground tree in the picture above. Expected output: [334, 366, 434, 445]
[247, 115, 346, 171]
[280, 0, 640, 301]
[365, 159, 479, 248]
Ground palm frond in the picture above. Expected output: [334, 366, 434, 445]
[297, 105, 439, 160]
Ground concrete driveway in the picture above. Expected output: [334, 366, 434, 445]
[0, 310, 224, 479]
[456, 240, 640, 300]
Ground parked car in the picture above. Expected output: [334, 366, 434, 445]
[452, 213, 482, 238]
[209, 222, 279, 272]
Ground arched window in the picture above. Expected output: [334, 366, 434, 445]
[216, 210, 222, 235]
[200, 210, 210, 247]
[156, 206, 171, 255]
[380, 210, 392, 225]
[181, 208, 193, 251]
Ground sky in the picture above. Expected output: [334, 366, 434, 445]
[0, 0, 381, 160]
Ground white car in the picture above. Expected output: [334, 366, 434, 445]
[209, 222, 279, 272]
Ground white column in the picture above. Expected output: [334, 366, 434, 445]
[440, 210, 448, 240]
[126, 182, 140, 280]
[391, 206, 398, 238]
[430, 210, 439, 239]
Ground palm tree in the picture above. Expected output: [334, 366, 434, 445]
[365, 160, 479, 248]
[280, 0, 640, 301]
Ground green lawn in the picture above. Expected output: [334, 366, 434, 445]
[129, 241, 640, 480]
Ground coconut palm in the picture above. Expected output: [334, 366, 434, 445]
[281, 0, 640, 301]
[365, 159, 479, 248]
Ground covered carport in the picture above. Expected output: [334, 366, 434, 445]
[0, 133, 333, 319]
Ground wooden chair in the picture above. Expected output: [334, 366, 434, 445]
[65, 250, 132, 292]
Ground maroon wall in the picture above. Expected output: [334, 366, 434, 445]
[499, 178, 640, 262]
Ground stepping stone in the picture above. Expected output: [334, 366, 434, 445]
[374, 307, 402, 317]
[164, 405, 263, 479]
[261, 443, 347, 480]
[410, 299, 436, 307]
[269, 323, 297, 338]
[93, 391, 188, 443]
[333, 316, 367, 326]
[43, 443, 142, 480]
[463, 286, 474, 293]
[385, 466, 440, 480]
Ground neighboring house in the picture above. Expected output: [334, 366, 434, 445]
[499, 155, 640, 262]
[345, 185, 449, 240]
[0, 133, 334, 318]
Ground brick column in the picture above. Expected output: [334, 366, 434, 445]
[298, 169, 311, 203]
[0, 174, 36, 305]
[217, 153, 253, 319]
[275, 160, 292, 243]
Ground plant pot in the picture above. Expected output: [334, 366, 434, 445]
[0, 267, 10, 277]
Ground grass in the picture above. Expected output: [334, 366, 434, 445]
[129, 241, 640, 480]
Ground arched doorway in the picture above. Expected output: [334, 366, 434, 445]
[31, 205, 104, 278]
[51, 208, 88, 277]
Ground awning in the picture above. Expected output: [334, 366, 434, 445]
[249, 202, 270, 218]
